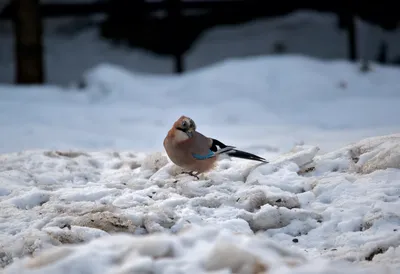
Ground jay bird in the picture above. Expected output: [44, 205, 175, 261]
[163, 115, 268, 178]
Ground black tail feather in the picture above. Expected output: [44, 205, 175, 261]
[211, 138, 268, 163]
[227, 149, 268, 163]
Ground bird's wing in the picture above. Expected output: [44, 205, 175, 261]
[189, 133, 267, 163]
[191, 149, 216, 160]
[189, 132, 234, 160]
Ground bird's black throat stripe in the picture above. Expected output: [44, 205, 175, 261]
[176, 127, 187, 133]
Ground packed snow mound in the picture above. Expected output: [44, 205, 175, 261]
[300, 133, 400, 175]
[0, 134, 400, 272]
[3, 226, 384, 274]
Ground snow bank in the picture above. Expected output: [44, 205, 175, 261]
[1, 55, 400, 155]
[1, 134, 399, 272]
[301, 133, 400, 174]
[80, 56, 400, 130]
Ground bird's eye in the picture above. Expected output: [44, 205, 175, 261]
[181, 120, 187, 128]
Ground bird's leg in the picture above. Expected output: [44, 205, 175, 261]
[189, 171, 200, 179]
[181, 170, 200, 179]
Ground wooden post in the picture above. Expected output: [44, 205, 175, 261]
[338, 5, 357, 61]
[12, 0, 45, 84]
[347, 12, 357, 61]
[167, 0, 183, 73]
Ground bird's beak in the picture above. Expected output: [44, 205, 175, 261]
[186, 128, 194, 138]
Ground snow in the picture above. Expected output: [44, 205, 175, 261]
[1, 55, 400, 155]
[1, 9, 400, 274]
[1, 134, 399, 273]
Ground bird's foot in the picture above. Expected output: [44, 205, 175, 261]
[181, 171, 200, 179]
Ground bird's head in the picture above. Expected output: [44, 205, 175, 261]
[174, 115, 196, 138]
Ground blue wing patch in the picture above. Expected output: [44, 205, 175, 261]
[192, 149, 215, 160]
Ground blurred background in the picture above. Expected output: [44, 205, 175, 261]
[1, 0, 400, 155]
[1, 0, 399, 85]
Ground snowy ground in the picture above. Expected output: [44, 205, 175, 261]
[0, 55, 400, 272]
[1, 9, 400, 274]
[1, 133, 400, 273]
